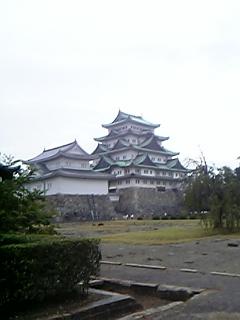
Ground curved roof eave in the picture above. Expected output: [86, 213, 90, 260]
[28, 151, 94, 164]
[136, 146, 179, 156]
[102, 117, 159, 129]
[30, 169, 111, 180]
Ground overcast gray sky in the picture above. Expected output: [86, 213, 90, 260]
[1, 0, 240, 168]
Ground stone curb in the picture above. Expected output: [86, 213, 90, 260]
[125, 263, 167, 270]
[101, 260, 240, 279]
[46, 288, 140, 320]
[100, 260, 122, 265]
[157, 284, 199, 301]
[117, 301, 184, 320]
[180, 268, 199, 273]
[210, 271, 240, 278]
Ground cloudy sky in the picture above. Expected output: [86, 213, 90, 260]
[1, 0, 240, 168]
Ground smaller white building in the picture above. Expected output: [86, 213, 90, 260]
[26, 140, 110, 195]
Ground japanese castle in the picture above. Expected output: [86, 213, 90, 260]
[26, 140, 110, 195]
[26, 110, 187, 196]
[92, 110, 187, 191]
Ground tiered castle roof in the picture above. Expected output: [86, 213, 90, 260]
[93, 138, 178, 157]
[26, 140, 109, 181]
[102, 110, 160, 129]
[27, 140, 95, 163]
[92, 110, 187, 178]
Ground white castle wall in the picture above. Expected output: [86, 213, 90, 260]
[45, 158, 90, 171]
[27, 176, 108, 195]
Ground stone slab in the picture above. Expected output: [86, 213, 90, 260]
[125, 263, 167, 270]
[210, 271, 240, 278]
[180, 268, 198, 273]
[100, 260, 122, 265]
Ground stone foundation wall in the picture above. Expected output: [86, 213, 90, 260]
[115, 187, 184, 217]
[47, 188, 184, 221]
[47, 194, 116, 222]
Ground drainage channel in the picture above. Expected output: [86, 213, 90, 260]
[89, 278, 204, 320]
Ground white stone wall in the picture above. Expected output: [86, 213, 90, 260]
[109, 178, 178, 190]
[109, 123, 154, 134]
[45, 158, 90, 171]
[27, 176, 108, 195]
[149, 153, 167, 164]
[112, 150, 138, 161]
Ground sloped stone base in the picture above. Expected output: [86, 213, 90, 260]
[116, 187, 184, 217]
[47, 194, 116, 222]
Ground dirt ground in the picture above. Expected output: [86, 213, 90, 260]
[101, 237, 240, 274]
[58, 221, 240, 319]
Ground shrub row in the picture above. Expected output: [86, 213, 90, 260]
[0, 233, 58, 246]
[0, 236, 101, 312]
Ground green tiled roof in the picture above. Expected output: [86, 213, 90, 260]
[102, 110, 160, 128]
[133, 154, 157, 167]
[93, 156, 113, 171]
[93, 153, 188, 173]
[94, 130, 119, 142]
[167, 158, 188, 171]
[95, 129, 168, 143]
[140, 135, 165, 151]
[91, 143, 108, 155]
[111, 139, 129, 150]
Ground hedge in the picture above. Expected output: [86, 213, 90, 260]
[0, 236, 101, 312]
[0, 233, 58, 246]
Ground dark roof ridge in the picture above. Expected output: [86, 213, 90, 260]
[103, 110, 160, 128]
[43, 140, 77, 153]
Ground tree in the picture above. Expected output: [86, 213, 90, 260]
[184, 163, 240, 232]
[0, 155, 53, 233]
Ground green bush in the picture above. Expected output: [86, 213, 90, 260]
[0, 233, 58, 246]
[0, 237, 101, 313]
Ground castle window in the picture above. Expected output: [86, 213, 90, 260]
[126, 179, 130, 184]
[135, 169, 140, 173]
[150, 180, 154, 184]
[144, 169, 148, 174]
[135, 179, 140, 184]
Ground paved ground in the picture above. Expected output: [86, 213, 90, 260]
[99, 238, 240, 319]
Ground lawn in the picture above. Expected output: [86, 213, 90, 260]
[56, 219, 233, 245]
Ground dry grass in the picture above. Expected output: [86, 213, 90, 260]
[101, 226, 214, 245]
[56, 219, 240, 245]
